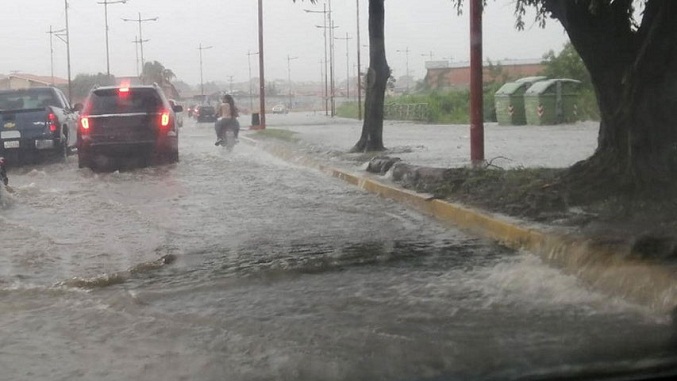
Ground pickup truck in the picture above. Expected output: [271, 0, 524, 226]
[0, 87, 80, 163]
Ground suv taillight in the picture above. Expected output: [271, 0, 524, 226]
[160, 111, 170, 128]
[80, 116, 90, 131]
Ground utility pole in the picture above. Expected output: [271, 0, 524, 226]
[305, 4, 329, 116]
[356, 0, 362, 119]
[98, 0, 128, 79]
[328, 8, 336, 116]
[286, 55, 299, 110]
[227, 75, 234, 94]
[122, 12, 158, 74]
[334, 33, 352, 100]
[396, 47, 411, 92]
[470, 0, 484, 165]
[246, 50, 259, 112]
[132, 36, 148, 78]
[422, 51, 434, 61]
[197, 44, 213, 98]
[258, 0, 266, 129]
[47, 25, 66, 86]
[64, 0, 72, 103]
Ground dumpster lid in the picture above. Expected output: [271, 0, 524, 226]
[525, 78, 581, 95]
[495, 82, 526, 96]
[515, 76, 547, 84]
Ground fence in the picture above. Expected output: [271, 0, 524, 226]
[383, 103, 430, 122]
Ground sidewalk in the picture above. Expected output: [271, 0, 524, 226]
[259, 113, 599, 169]
[246, 114, 677, 315]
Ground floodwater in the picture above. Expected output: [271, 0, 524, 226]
[0, 115, 675, 381]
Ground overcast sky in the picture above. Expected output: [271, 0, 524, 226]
[1, 0, 569, 86]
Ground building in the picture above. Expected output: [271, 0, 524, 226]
[0, 73, 68, 90]
[424, 59, 545, 90]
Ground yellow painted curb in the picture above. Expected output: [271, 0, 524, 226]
[245, 136, 677, 314]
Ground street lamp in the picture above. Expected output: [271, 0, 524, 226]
[356, 0, 363, 119]
[316, 21, 339, 116]
[46, 25, 66, 86]
[304, 5, 329, 116]
[334, 33, 352, 100]
[64, 0, 72, 103]
[122, 12, 158, 75]
[257, 0, 266, 129]
[198, 44, 213, 98]
[246, 50, 259, 112]
[396, 47, 411, 92]
[97, 0, 128, 79]
[286, 55, 299, 109]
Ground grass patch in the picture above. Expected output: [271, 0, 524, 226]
[254, 128, 300, 142]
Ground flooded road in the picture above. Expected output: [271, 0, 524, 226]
[1, 116, 675, 380]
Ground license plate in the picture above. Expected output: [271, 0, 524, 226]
[3, 140, 20, 149]
[1, 130, 20, 139]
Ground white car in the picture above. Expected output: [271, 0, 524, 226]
[272, 104, 288, 114]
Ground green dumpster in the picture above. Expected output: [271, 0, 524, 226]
[494, 76, 547, 125]
[524, 79, 581, 125]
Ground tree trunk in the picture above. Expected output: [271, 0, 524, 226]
[546, 0, 677, 190]
[351, 0, 388, 152]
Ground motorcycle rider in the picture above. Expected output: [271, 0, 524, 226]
[214, 94, 240, 146]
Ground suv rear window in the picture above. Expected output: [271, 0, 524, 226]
[87, 88, 163, 115]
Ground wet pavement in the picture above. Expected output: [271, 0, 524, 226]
[0, 115, 675, 381]
[259, 112, 598, 169]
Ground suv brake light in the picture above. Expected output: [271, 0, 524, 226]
[160, 111, 170, 128]
[80, 117, 90, 131]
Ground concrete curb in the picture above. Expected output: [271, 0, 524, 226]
[242, 135, 677, 314]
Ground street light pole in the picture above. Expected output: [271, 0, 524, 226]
[247, 50, 259, 112]
[258, 0, 267, 129]
[335, 33, 352, 100]
[305, 4, 329, 116]
[47, 25, 66, 86]
[286, 55, 299, 110]
[98, 0, 128, 79]
[396, 47, 411, 92]
[132, 36, 148, 78]
[356, 0, 362, 119]
[122, 12, 158, 74]
[64, 0, 72, 103]
[198, 44, 213, 98]
[227, 75, 234, 94]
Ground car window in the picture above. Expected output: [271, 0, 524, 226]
[0, 88, 59, 111]
[87, 88, 163, 115]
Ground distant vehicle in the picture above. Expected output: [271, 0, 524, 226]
[77, 84, 182, 170]
[0, 87, 79, 163]
[195, 105, 216, 123]
[168, 99, 184, 127]
[187, 104, 196, 118]
[272, 104, 288, 114]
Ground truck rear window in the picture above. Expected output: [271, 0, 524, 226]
[87, 88, 163, 115]
[0, 88, 60, 111]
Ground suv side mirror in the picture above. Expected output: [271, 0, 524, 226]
[173, 105, 184, 113]
[73, 103, 84, 112]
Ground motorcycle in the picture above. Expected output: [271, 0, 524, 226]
[219, 128, 237, 152]
[215, 119, 239, 152]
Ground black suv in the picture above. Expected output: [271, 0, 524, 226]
[195, 105, 216, 123]
[77, 84, 182, 169]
